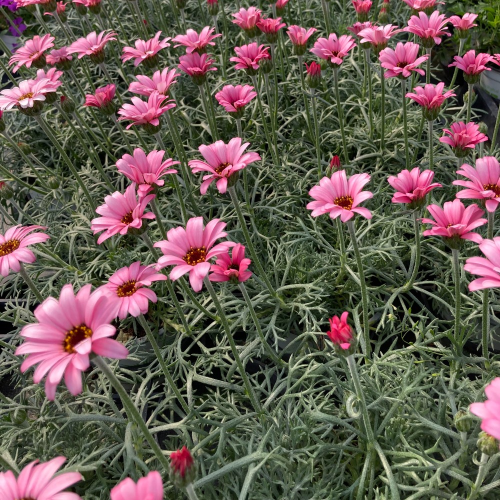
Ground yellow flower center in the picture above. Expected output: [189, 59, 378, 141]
[334, 195, 354, 210]
[121, 211, 134, 224]
[483, 183, 500, 196]
[116, 280, 137, 297]
[0, 239, 20, 256]
[18, 92, 34, 101]
[214, 162, 231, 175]
[184, 246, 207, 266]
[63, 325, 93, 353]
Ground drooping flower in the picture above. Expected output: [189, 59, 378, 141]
[449, 13, 478, 38]
[155, 217, 234, 292]
[352, 0, 372, 21]
[84, 83, 116, 115]
[307, 170, 373, 222]
[15, 284, 128, 400]
[326, 312, 353, 350]
[0, 78, 58, 115]
[68, 30, 117, 63]
[209, 243, 252, 283]
[214, 84, 256, 117]
[357, 24, 400, 54]
[0, 457, 83, 500]
[188, 137, 261, 194]
[453, 156, 500, 213]
[406, 82, 456, 120]
[470, 378, 500, 441]
[129, 68, 178, 97]
[449, 50, 495, 84]
[402, 0, 441, 13]
[387, 168, 441, 209]
[310, 34, 356, 66]
[170, 447, 196, 487]
[465, 238, 500, 292]
[404, 10, 450, 48]
[173, 27, 221, 54]
[230, 43, 271, 75]
[256, 17, 286, 44]
[178, 52, 217, 84]
[439, 121, 488, 158]
[232, 7, 262, 38]
[91, 183, 155, 244]
[121, 31, 170, 68]
[9, 34, 55, 72]
[116, 148, 179, 196]
[379, 41, 429, 79]
[46, 46, 73, 69]
[111, 471, 163, 500]
[421, 199, 487, 247]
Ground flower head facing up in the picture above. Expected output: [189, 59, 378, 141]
[84, 83, 116, 115]
[230, 43, 271, 75]
[9, 34, 55, 72]
[310, 34, 356, 67]
[352, 0, 372, 21]
[379, 42, 429, 79]
[91, 183, 155, 244]
[0, 457, 83, 500]
[122, 31, 170, 68]
[404, 10, 450, 48]
[0, 78, 58, 115]
[178, 52, 217, 84]
[155, 217, 234, 292]
[406, 82, 455, 120]
[173, 27, 221, 54]
[111, 471, 163, 500]
[305, 61, 322, 88]
[421, 199, 486, 249]
[440, 121, 488, 158]
[116, 148, 179, 196]
[465, 238, 500, 292]
[287, 25, 317, 55]
[388, 168, 441, 209]
[215, 84, 256, 118]
[46, 46, 73, 70]
[357, 24, 400, 54]
[129, 68, 178, 97]
[326, 312, 354, 352]
[170, 447, 196, 488]
[68, 30, 117, 63]
[209, 243, 252, 284]
[232, 7, 262, 37]
[449, 50, 494, 84]
[454, 156, 500, 213]
[449, 13, 478, 38]
[15, 284, 128, 400]
[470, 378, 500, 441]
[257, 17, 286, 44]
[307, 170, 373, 222]
[189, 137, 261, 194]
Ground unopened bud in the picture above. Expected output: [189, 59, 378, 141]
[17, 142, 32, 155]
[48, 176, 60, 189]
[169, 446, 196, 489]
[60, 96, 75, 114]
[477, 431, 499, 456]
[478, 122, 488, 135]
[329, 155, 341, 172]
[0, 182, 14, 200]
[454, 410, 473, 433]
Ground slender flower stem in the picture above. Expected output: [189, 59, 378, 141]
[311, 89, 322, 180]
[401, 78, 409, 169]
[428, 120, 434, 172]
[347, 220, 371, 359]
[150, 198, 167, 239]
[320, 0, 331, 34]
[93, 357, 171, 470]
[264, 71, 279, 167]
[467, 83, 473, 123]
[482, 211, 494, 368]
[405, 211, 421, 291]
[470, 453, 490, 500]
[364, 49, 374, 139]
[450, 39, 465, 89]
[199, 83, 218, 140]
[19, 263, 44, 303]
[236, 119, 251, 211]
[380, 65, 385, 151]
[186, 483, 200, 500]
[335, 218, 347, 283]
[452, 249, 462, 350]
[333, 68, 349, 165]
[204, 80, 219, 140]
[491, 106, 500, 153]
[204, 278, 262, 413]
[426, 47, 432, 84]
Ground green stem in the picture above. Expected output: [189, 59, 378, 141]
[236, 119, 251, 211]
[450, 39, 465, 89]
[401, 78, 409, 169]
[333, 68, 349, 165]
[426, 47, 431, 84]
[205, 80, 219, 141]
[470, 453, 490, 500]
[428, 119, 434, 172]
[185, 484, 200, 500]
[199, 83, 217, 141]
[364, 49, 373, 139]
[263, 72, 278, 169]
[405, 211, 421, 291]
[311, 90, 322, 180]
[19, 263, 44, 303]
[491, 104, 500, 153]
[452, 249, 462, 350]
[482, 211, 494, 368]
[380, 65, 385, 151]
[467, 83, 473, 123]
[335, 218, 347, 283]
[320, 0, 330, 34]
[150, 197, 167, 240]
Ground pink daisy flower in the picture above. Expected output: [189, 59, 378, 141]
[91, 183, 156, 244]
[33, 68, 63, 104]
[449, 13, 478, 38]
[470, 378, 500, 440]
[178, 52, 217, 84]
[439, 121, 488, 158]
[215, 84, 257, 117]
[68, 30, 117, 63]
[307, 170, 373, 222]
[173, 27, 221, 54]
[379, 42, 429, 79]
[352, 0, 371, 21]
[449, 50, 495, 84]
[232, 7, 262, 37]
[326, 312, 353, 350]
[154, 217, 234, 292]
[209, 243, 252, 283]
[465, 239, 500, 292]
[421, 199, 487, 247]
[0, 78, 58, 115]
[121, 31, 170, 68]
[230, 43, 271, 74]
[406, 82, 455, 120]
[287, 25, 317, 55]
[188, 137, 261, 195]
[347, 21, 374, 37]
[357, 24, 400, 54]
[387, 168, 441, 208]
[257, 17, 286, 44]
[46, 46, 73, 70]
[453, 156, 500, 213]
[402, 0, 441, 13]
[129, 68, 179, 97]
[84, 83, 116, 115]
[9, 34, 55, 72]
[116, 148, 179, 197]
[0, 457, 83, 500]
[111, 471, 163, 500]
[404, 10, 450, 48]
[276, 0, 289, 13]
[310, 34, 356, 66]
[17, 0, 57, 9]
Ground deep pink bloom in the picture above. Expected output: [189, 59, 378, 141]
[68, 30, 117, 62]
[170, 447, 194, 479]
[387, 168, 441, 207]
[15, 284, 127, 400]
[215, 84, 256, 115]
[402, 0, 441, 12]
[0, 457, 83, 500]
[91, 183, 155, 244]
[465, 239, 500, 292]
[449, 50, 494, 84]
[189, 138, 261, 194]
[276, 0, 290, 10]
[178, 52, 217, 83]
[0, 78, 58, 112]
[231, 43, 270, 72]
[453, 157, 500, 213]
[357, 24, 400, 53]
[330, 155, 341, 171]
[117, 92, 175, 131]
[440, 122, 488, 157]
[287, 25, 317, 47]
[352, 0, 372, 14]
[0, 225, 49, 277]
[257, 17, 286, 43]
[305, 61, 322, 87]
[155, 217, 234, 292]
[173, 27, 221, 54]
[121, 31, 170, 67]
[347, 21, 374, 37]
[449, 13, 478, 37]
[421, 199, 486, 245]
[129, 68, 178, 97]
[379, 42, 428, 79]
[9, 34, 54, 72]
[470, 378, 500, 440]
[307, 170, 373, 222]
[310, 34, 356, 66]
[232, 7, 262, 33]
[209, 244, 252, 283]
[406, 82, 455, 120]
[326, 312, 353, 350]
[404, 11, 450, 47]
[46, 46, 72, 68]
[111, 472, 163, 500]
[116, 148, 179, 196]
[84, 84, 116, 114]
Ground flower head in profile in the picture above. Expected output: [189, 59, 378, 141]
[388, 168, 441, 209]
[307, 170, 373, 222]
[305, 61, 322, 88]
[310, 34, 356, 66]
[232, 7, 262, 37]
[421, 199, 486, 248]
[330, 155, 341, 172]
[379, 42, 428, 78]
[402, 0, 441, 13]
[155, 217, 234, 292]
[0, 457, 83, 500]
[257, 17, 286, 43]
[449, 50, 494, 84]
[404, 11, 450, 48]
[116, 148, 179, 196]
[121, 31, 170, 68]
[215, 84, 256, 117]
[68, 30, 117, 63]
[188, 137, 261, 194]
[0, 78, 58, 115]
[287, 25, 317, 56]
[347, 21, 374, 37]
[439, 121, 488, 158]
[170, 447, 196, 487]
[34, 67, 63, 93]
[178, 52, 217, 84]
[84, 84, 116, 115]
[449, 13, 478, 38]
[173, 27, 221, 54]
[406, 82, 455, 120]
[91, 183, 155, 244]
[129, 68, 178, 97]
[9, 34, 54, 72]
[209, 243, 252, 283]
[46, 46, 73, 69]
[111, 471, 163, 500]
[352, 0, 371, 21]
[357, 24, 399, 54]
[231, 43, 271, 75]
[465, 238, 500, 292]
[44, 1, 67, 19]
[326, 312, 354, 351]
[470, 378, 500, 441]
[15, 284, 128, 400]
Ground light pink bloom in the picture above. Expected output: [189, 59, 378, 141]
[406, 82, 455, 120]
[91, 183, 155, 244]
[327, 311, 353, 350]
[310, 34, 356, 66]
[352, 0, 372, 14]
[209, 244, 252, 283]
[404, 11, 450, 47]
[440, 122, 488, 157]
[68, 30, 117, 61]
[470, 378, 500, 440]
[230, 43, 270, 72]
[103, 262, 167, 320]
[215, 84, 256, 115]
[121, 31, 170, 67]
[465, 239, 500, 292]
[387, 168, 441, 207]
[189, 138, 261, 194]
[111, 471, 163, 500]
[287, 25, 317, 47]
[0, 78, 57, 111]
[46, 46, 72, 67]
[421, 199, 486, 245]
[117, 92, 175, 131]
[84, 83, 116, 112]
[173, 27, 221, 54]
[454, 157, 500, 213]
[402, 0, 441, 12]
[357, 24, 400, 53]
[178, 52, 217, 82]
[155, 217, 234, 292]
[257, 17, 286, 42]
[449, 13, 478, 35]
[34, 67, 63, 88]
[307, 170, 373, 222]
[232, 7, 262, 32]
[9, 34, 55, 72]
[129, 68, 178, 97]
[347, 21, 374, 37]
[0, 457, 83, 500]
[449, 50, 494, 84]
[116, 148, 179, 197]
[379, 42, 428, 79]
